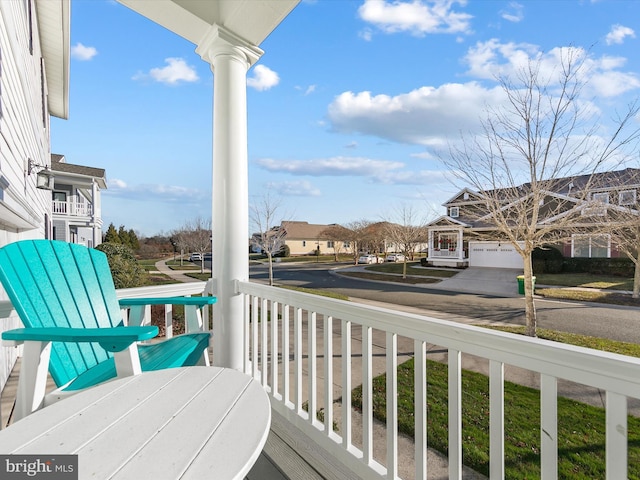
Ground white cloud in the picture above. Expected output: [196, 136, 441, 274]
[257, 156, 447, 186]
[267, 180, 321, 197]
[605, 24, 635, 45]
[327, 83, 504, 145]
[247, 65, 280, 91]
[501, 2, 524, 23]
[463, 40, 640, 97]
[358, 0, 473, 37]
[71, 43, 98, 61]
[106, 179, 205, 202]
[257, 156, 404, 177]
[133, 58, 199, 85]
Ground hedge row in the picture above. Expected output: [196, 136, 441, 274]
[532, 246, 635, 276]
[561, 257, 635, 277]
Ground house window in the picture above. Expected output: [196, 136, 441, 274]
[592, 192, 609, 204]
[343, 242, 350, 248]
[463, 192, 469, 200]
[327, 241, 334, 248]
[449, 207, 459, 218]
[619, 189, 636, 206]
[572, 234, 610, 258]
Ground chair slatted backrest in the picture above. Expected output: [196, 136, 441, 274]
[0, 240, 124, 387]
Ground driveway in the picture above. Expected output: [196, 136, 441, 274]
[425, 267, 524, 296]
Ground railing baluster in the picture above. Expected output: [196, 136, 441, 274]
[342, 319, 352, 448]
[363, 325, 373, 465]
[490, 360, 505, 479]
[414, 340, 427, 480]
[283, 304, 290, 407]
[261, 298, 268, 387]
[324, 315, 334, 435]
[606, 391, 627, 479]
[540, 374, 558, 480]
[271, 301, 279, 397]
[251, 296, 259, 380]
[308, 311, 317, 425]
[164, 304, 173, 339]
[295, 307, 303, 415]
[386, 332, 398, 479]
[243, 293, 250, 374]
[448, 348, 462, 480]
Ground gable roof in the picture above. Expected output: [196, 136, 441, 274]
[51, 154, 107, 189]
[281, 221, 336, 240]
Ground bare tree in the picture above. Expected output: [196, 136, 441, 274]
[174, 217, 212, 273]
[250, 191, 288, 286]
[443, 49, 640, 336]
[590, 171, 640, 298]
[343, 220, 374, 265]
[383, 205, 427, 278]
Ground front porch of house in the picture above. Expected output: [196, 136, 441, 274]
[426, 228, 469, 268]
[3, 279, 638, 478]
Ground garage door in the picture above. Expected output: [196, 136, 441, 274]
[469, 241, 523, 268]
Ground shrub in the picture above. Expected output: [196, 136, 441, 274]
[562, 257, 634, 277]
[95, 242, 147, 288]
[273, 244, 290, 258]
[532, 245, 564, 274]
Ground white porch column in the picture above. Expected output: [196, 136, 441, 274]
[197, 26, 262, 370]
[458, 228, 463, 261]
[91, 180, 101, 247]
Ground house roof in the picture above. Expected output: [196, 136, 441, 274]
[51, 154, 107, 189]
[443, 168, 640, 207]
[281, 221, 336, 240]
[35, 0, 70, 119]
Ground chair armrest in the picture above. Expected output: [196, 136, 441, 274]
[118, 296, 217, 307]
[2, 326, 159, 352]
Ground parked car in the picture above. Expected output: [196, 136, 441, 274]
[189, 253, 203, 262]
[385, 253, 406, 262]
[358, 254, 381, 264]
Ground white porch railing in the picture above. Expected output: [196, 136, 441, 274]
[116, 281, 213, 337]
[236, 280, 640, 480]
[52, 200, 93, 216]
[430, 248, 461, 258]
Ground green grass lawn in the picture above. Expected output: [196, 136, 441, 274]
[353, 327, 640, 478]
[535, 272, 634, 291]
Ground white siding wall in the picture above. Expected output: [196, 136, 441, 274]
[0, 0, 55, 390]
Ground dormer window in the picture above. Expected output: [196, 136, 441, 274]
[449, 207, 459, 218]
[619, 189, 636, 206]
[592, 192, 609, 204]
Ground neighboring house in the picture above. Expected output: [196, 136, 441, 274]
[280, 221, 349, 256]
[426, 168, 640, 268]
[51, 154, 106, 248]
[0, 1, 70, 389]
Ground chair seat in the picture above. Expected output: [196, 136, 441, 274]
[64, 333, 211, 391]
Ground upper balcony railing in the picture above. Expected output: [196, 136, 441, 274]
[52, 200, 93, 217]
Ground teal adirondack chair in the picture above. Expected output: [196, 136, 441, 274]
[0, 240, 216, 421]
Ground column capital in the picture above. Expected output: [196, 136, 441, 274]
[196, 24, 264, 68]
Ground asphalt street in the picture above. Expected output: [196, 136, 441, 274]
[249, 262, 640, 344]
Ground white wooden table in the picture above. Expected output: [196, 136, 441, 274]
[0, 367, 271, 479]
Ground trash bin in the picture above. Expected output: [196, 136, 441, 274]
[517, 275, 535, 295]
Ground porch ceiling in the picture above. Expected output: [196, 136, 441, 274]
[116, 0, 300, 48]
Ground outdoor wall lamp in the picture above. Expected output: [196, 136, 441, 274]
[28, 159, 55, 190]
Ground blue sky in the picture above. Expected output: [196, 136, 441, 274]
[51, 0, 640, 236]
